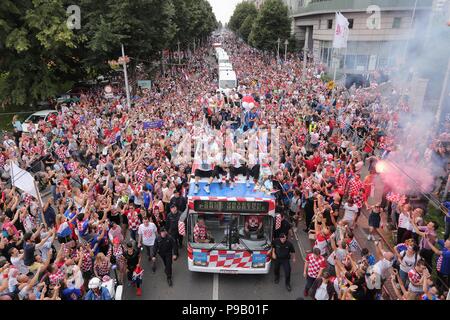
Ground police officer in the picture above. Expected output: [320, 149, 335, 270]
[165, 204, 182, 248]
[152, 227, 178, 286]
[272, 233, 296, 291]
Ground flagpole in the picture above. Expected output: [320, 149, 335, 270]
[333, 48, 338, 82]
[33, 179, 47, 228]
[9, 161, 14, 186]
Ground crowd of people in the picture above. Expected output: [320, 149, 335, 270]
[0, 31, 448, 300]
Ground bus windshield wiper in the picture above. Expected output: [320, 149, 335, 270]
[208, 234, 228, 252]
[238, 237, 253, 253]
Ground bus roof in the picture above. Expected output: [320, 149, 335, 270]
[188, 180, 275, 200]
[219, 70, 236, 81]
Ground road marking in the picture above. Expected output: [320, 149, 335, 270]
[212, 273, 219, 300]
[293, 228, 306, 261]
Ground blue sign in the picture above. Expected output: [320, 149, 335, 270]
[252, 253, 266, 268]
[193, 251, 208, 266]
[143, 120, 164, 129]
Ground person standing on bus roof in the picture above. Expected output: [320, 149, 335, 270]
[152, 227, 178, 287]
[272, 233, 296, 291]
[193, 150, 215, 194]
[228, 149, 248, 190]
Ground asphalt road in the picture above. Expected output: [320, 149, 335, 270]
[123, 229, 310, 300]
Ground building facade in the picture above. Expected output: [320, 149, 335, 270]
[250, 0, 302, 13]
[291, 0, 434, 76]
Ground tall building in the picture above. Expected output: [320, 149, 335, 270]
[291, 0, 435, 76]
[250, 0, 301, 13]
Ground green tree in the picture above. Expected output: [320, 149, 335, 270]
[228, 1, 257, 35]
[80, 0, 177, 77]
[248, 0, 291, 53]
[238, 14, 256, 43]
[0, 0, 80, 107]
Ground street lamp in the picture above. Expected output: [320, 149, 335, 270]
[177, 40, 181, 65]
[277, 38, 281, 63]
[119, 44, 131, 109]
[284, 39, 289, 61]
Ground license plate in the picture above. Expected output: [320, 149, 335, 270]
[219, 269, 238, 274]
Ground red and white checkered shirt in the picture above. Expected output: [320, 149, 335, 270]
[408, 268, 422, 285]
[49, 268, 65, 286]
[348, 178, 362, 196]
[0, 153, 5, 168]
[246, 216, 261, 228]
[353, 194, 364, 209]
[126, 209, 141, 231]
[135, 170, 147, 184]
[56, 145, 68, 160]
[302, 179, 311, 191]
[193, 223, 208, 242]
[80, 251, 93, 273]
[306, 253, 326, 278]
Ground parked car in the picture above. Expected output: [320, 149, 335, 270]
[22, 110, 58, 133]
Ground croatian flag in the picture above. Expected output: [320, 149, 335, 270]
[333, 12, 349, 49]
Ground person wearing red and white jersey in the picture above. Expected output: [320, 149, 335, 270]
[193, 217, 211, 243]
[303, 247, 326, 297]
[138, 216, 158, 272]
[244, 215, 264, 239]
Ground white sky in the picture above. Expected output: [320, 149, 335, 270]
[208, 0, 243, 25]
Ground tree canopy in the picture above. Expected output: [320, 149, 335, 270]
[0, 0, 217, 107]
[228, 1, 257, 37]
[248, 0, 291, 52]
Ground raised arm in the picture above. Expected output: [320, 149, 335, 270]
[30, 224, 43, 242]
[425, 235, 443, 256]
[410, 213, 425, 237]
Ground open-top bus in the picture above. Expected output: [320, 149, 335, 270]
[185, 175, 276, 274]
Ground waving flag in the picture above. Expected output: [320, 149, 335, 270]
[333, 12, 349, 48]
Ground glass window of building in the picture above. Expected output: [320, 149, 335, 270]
[393, 17, 402, 28]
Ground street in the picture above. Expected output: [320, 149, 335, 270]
[122, 163, 390, 300]
[123, 229, 309, 300]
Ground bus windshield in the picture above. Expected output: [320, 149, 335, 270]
[188, 213, 273, 251]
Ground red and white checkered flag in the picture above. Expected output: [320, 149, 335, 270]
[178, 221, 185, 236]
[275, 214, 282, 230]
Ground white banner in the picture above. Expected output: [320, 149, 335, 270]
[10, 162, 40, 203]
[333, 12, 349, 49]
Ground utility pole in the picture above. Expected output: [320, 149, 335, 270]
[284, 39, 289, 61]
[177, 40, 181, 65]
[303, 27, 310, 80]
[120, 43, 131, 109]
[333, 48, 339, 82]
[277, 38, 281, 63]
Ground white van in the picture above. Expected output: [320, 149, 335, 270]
[22, 110, 58, 133]
[215, 48, 225, 59]
[218, 54, 229, 64]
[219, 70, 237, 90]
[218, 62, 233, 72]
